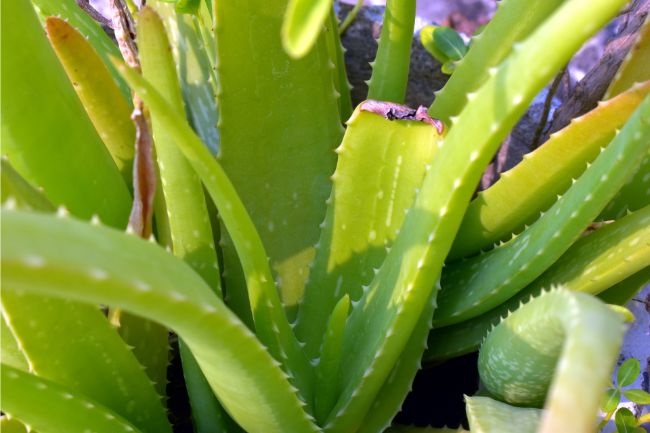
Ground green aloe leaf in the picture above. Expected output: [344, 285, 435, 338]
[153, 2, 219, 153]
[0, 417, 29, 433]
[111, 61, 315, 410]
[1, 365, 144, 433]
[1, 158, 55, 212]
[137, 6, 229, 431]
[282, 0, 334, 58]
[324, 0, 628, 429]
[449, 81, 650, 260]
[2, 210, 319, 433]
[618, 358, 641, 388]
[295, 107, 440, 361]
[214, 0, 343, 324]
[1, 166, 171, 433]
[465, 396, 541, 433]
[429, 0, 565, 125]
[478, 290, 624, 433]
[325, 8, 353, 121]
[435, 94, 650, 327]
[2, 0, 131, 228]
[366, 0, 416, 103]
[426, 204, 650, 361]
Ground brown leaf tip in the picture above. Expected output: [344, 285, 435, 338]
[360, 100, 444, 134]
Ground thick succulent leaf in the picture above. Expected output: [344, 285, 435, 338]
[324, 0, 628, 430]
[30, 0, 128, 96]
[429, 0, 566, 125]
[356, 292, 436, 433]
[598, 266, 650, 306]
[325, 8, 353, 122]
[478, 290, 624, 433]
[599, 148, 650, 220]
[282, 0, 333, 58]
[1, 0, 131, 228]
[215, 0, 343, 321]
[2, 291, 172, 433]
[449, 81, 650, 260]
[435, 94, 650, 327]
[2, 210, 320, 433]
[426, 205, 650, 361]
[153, 2, 219, 153]
[0, 417, 29, 433]
[138, 6, 221, 294]
[0, 313, 29, 371]
[46, 17, 135, 184]
[606, 16, 650, 99]
[315, 294, 351, 424]
[366, 0, 416, 103]
[1, 365, 143, 433]
[111, 62, 314, 409]
[465, 396, 541, 433]
[137, 7, 229, 431]
[1, 158, 55, 212]
[295, 108, 440, 361]
[388, 427, 469, 433]
[2, 165, 171, 433]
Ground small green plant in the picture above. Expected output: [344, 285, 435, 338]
[2, 0, 650, 432]
[600, 358, 650, 433]
[420, 25, 468, 74]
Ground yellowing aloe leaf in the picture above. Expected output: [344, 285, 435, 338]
[46, 17, 135, 184]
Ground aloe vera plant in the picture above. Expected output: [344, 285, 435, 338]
[2, 0, 650, 432]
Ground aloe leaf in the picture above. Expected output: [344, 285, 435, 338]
[2, 172, 171, 432]
[215, 0, 343, 322]
[1, 0, 131, 228]
[325, 8, 353, 122]
[1, 365, 144, 433]
[30, 0, 128, 97]
[465, 396, 541, 433]
[426, 205, 650, 361]
[356, 292, 436, 433]
[282, 0, 333, 58]
[606, 16, 650, 99]
[324, 0, 628, 430]
[0, 313, 29, 371]
[1, 158, 55, 212]
[46, 17, 135, 184]
[295, 108, 440, 361]
[2, 291, 172, 433]
[599, 148, 650, 220]
[429, 0, 564, 125]
[388, 427, 469, 433]
[366, 0, 416, 103]
[153, 2, 219, 153]
[449, 81, 650, 260]
[478, 290, 624, 433]
[2, 210, 320, 433]
[0, 417, 29, 433]
[315, 294, 350, 424]
[137, 6, 229, 431]
[434, 94, 650, 327]
[599, 266, 650, 306]
[112, 61, 314, 409]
